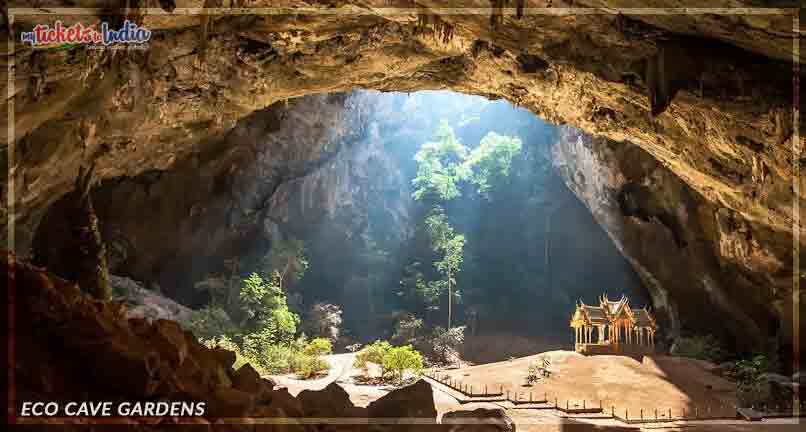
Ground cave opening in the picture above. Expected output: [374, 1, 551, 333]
[6, 5, 801, 425]
[87, 89, 649, 363]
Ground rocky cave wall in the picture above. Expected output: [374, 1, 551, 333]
[2, 0, 803, 352]
[553, 127, 795, 352]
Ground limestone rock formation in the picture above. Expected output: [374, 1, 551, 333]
[442, 408, 516, 432]
[2, 0, 802, 373]
[30, 163, 111, 300]
[552, 127, 794, 352]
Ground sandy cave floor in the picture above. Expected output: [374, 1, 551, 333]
[267, 351, 800, 431]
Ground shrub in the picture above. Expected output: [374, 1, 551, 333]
[525, 357, 552, 385]
[304, 338, 333, 357]
[382, 345, 424, 384]
[735, 354, 772, 407]
[354, 340, 393, 375]
[294, 354, 330, 379]
[185, 306, 239, 341]
[671, 334, 727, 363]
[429, 326, 465, 365]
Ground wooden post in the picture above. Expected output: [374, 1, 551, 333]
[583, 400, 586, 410]
[640, 409, 643, 420]
[655, 408, 658, 420]
[566, 400, 569, 410]
[530, 392, 532, 402]
[668, 408, 671, 420]
[485, 385, 488, 395]
[625, 409, 628, 420]
[611, 406, 615, 417]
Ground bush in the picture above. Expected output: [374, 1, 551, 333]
[525, 357, 552, 385]
[735, 354, 773, 407]
[183, 306, 239, 341]
[354, 340, 393, 375]
[671, 334, 727, 363]
[429, 326, 465, 365]
[382, 345, 424, 384]
[304, 338, 333, 357]
[294, 354, 330, 379]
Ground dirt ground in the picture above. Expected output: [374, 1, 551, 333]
[436, 350, 737, 417]
[268, 351, 800, 431]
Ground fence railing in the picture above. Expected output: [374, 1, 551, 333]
[423, 370, 806, 423]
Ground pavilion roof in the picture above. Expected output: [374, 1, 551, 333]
[634, 308, 656, 328]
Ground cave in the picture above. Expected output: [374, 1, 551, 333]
[3, 1, 803, 429]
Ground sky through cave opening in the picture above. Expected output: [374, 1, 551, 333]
[223, 89, 651, 361]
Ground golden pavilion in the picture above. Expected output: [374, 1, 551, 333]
[569, 293, 657, 355]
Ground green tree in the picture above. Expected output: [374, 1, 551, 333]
[239, 272, 300, 345]
[464, 132, 522, 196]
[353, 340, 393, 376]
[412, 122, 522, 201]
[425, 207, 465, 330]
[412, 120, 470, 201]
[382, 345, 424, 384]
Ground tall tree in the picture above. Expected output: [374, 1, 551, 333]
[425, 207, 465, 330]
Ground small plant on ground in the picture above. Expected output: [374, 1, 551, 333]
[382, 345, 424, 384]
[293, 354, 330, 379]
[354, 340, 424, 385]
[735, 354, 772, 408]
[354, 340, 393, 376]
[525, 357, 552, 386]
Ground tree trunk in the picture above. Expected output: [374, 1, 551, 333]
[447, 269, 452, 330]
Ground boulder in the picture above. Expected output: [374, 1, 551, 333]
[213, 347, 238, 370]
[259, 387, 304, 418]
[206, 386, 256, 417]
[298, 382, 354, 417]
[232, 363, 263, 394]
[150, 319, 189, 366]
[367, 379, 437, 420]
[442, 408, 515, 432]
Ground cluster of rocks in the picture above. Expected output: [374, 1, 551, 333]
[110, 274, 194, 323]
[8, 251, 514, 430]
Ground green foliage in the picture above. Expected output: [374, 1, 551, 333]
[734, 354, 773, 407]
[672, 334, 727, 363]
[237, 272, 300, 345]
[412, 120, 469, 201]
[294, 354, 330, 379]
[465, 132, 522, 196]
[412, 122, 522, 201]
[382, 345, 424, 383]
[260, 237, 309, 290]
[183, 305, 239, 341]
[353, 340, 393, 374]
[353, 340, 423, 384]
[303, 338, 333, 357]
